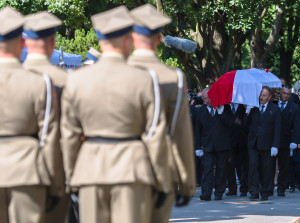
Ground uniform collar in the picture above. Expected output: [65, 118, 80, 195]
[102, 52, 125, 60]
[26, 53, 49, 61]
[0, 57, 22, 68]
[133, 49, 156, 57]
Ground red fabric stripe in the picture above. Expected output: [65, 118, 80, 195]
[207, 70, 237, 108]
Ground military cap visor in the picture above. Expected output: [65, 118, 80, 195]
[0, 7, 24, 42]
[130, 4, 171, 36]
[91, 6, 134, 40]
[24, 11, 62, 39]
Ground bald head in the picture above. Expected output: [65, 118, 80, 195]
[201, 88, 212, 107]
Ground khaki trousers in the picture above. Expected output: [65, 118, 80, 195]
[79, 184, 152, 223]
[45, 193, 70, 223]
[0, 186, 46, 223]
[151, 191, 175, 223]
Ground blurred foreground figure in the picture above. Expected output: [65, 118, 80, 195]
[23, 11, 69, 223]
[0, 7, 59, 223]
[61, 6, 169, 223]
[128, 4, 195, 223]
[83, 47, 101, 65]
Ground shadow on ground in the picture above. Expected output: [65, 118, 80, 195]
[170, 188, 300, 222]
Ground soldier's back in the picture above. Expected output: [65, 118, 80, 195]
[0, 59, 50, 187]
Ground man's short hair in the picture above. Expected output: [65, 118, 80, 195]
[282, 84, 291, 90]
[262, 86, 272, 95]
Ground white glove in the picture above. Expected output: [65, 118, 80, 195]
[290, 149, 294, 157]
[216, 105, 224, 114]
[195, 150, 204, 157]
[246, 105, 253, 114]
[271, 147, 278, 156]
[290, 143, 297, 150]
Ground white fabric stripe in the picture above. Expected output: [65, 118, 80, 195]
[40, 73, 52, 147]
[232, 68, 281, 108]
[146, 69, 160, 139]
[232, 69, 261, 107]
[170, 69, 184, 135]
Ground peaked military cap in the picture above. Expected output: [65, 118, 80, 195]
[85, 47, 101, 62]
[130, 4, 171, 36]
[0, 6, 24, 42]
[24, 11, 62, 39]
[91, 6, 134, 40]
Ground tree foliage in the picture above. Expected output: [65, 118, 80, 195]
[1, 0, 299, 88]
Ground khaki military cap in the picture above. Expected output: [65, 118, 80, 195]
[85, 47, 101, 62]
[130, 4, 171, 35]
[0, 6, 24, 42]
[24, 11, 62, 39]
[91, 6, 134, 40]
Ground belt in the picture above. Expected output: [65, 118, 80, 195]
[0, 134, 38, 139]
[85, 136, 141, 143]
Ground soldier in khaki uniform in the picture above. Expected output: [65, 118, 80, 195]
[22, 11, 68, 223]
[83, 47, 101, 65]
[128, 4, 196, 223]
[0, 7, 59, 223]
[61, 6, 170, 223]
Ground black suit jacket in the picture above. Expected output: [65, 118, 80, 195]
[195, 104, 234, 152]
[190, 104, 200, 149]
[290, 93, 300, 106]
[278, 101, 300, 149]
[247, 102, 281, 151]
[231, 104, 248, 148]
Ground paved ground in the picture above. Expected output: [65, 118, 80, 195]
[170, 187, 300, 223]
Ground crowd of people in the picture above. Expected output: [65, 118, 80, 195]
[190, 80, 300, 201]
[0, 4, 197, 223]
[1, 2, 299, 223]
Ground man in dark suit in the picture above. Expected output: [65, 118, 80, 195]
[190, 104, 202, 187]
[273, 85, 300, 196]
[280, 78, 300, 106]
[195, 88, 234, 201]
[246, 86, 281, 201]
[226, 104, 249, 197]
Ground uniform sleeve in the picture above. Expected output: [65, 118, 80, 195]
[141, 73, 170, 193]
[171, 78, 196, 196]
[60, 80, 83, 187]
[36, 81, 63, 196]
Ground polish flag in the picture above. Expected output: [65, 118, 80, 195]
[207, 68, 281, 108]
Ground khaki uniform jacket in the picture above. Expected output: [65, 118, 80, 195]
[23, 54, 68, 196]
[61, 54, 171, 193]
[0, 58, 59, 195]
[128, 51, 195, 196]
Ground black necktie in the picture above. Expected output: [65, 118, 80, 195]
[280, 102, 285, 111]
[210, 107, 214, 117]
[260, 105, 265, 114]
[231, 104, 236, 114]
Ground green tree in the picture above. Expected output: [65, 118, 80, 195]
[56, 28, 100, 58]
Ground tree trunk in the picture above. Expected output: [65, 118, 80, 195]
[250, 5, 284, 69]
